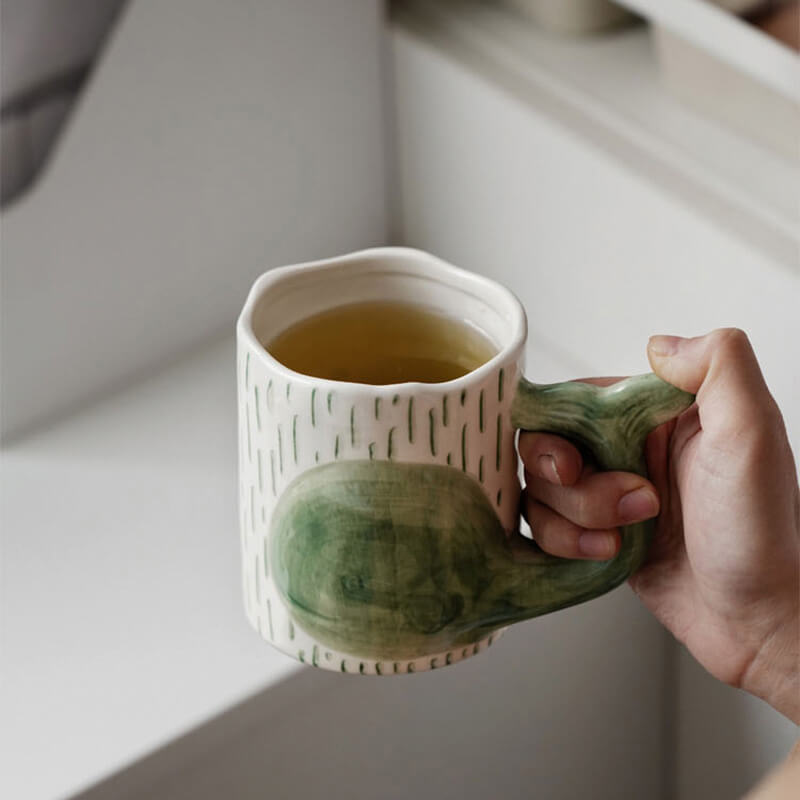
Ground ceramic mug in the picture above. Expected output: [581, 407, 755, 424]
[237, 247, 693, 675]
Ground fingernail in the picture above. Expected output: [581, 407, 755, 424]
[538, 455, 561, 485]
[648, 335, 684, 357]
[578, 532, 617, 559]
[618, 487, 659, 523]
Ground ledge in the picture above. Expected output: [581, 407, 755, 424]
[392, 0, 799, 271]
[0, 338, 301, 800]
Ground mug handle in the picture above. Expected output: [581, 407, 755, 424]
[506, 373, 694, 611]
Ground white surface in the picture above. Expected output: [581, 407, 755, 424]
[614, 0, 800, 101]
[1, 0, 388, 440]
[390, 8, 800, 797]
[0, 338, 300, 800]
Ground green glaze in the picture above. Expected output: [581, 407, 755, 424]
[271, 373, 693, 661]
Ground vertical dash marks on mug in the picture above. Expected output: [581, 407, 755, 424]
[496, 414, 502, 470]
[312, 645, 319, 667]
[498, 368, 505, 402]
[374, 397, 381, 420]
[311, 387, 317, 427]
[341, 660, 347, 673]
[461, 424, 467, 472]
[428, 409, 436, 456]
[368, 442, 376, 460]
[257, 449, 263, 492]
[350, 406, 356, 447]
[334, 435, 340, 460]
[327, 391, 333, 414]
[266, 598, 274, 640]
[267, 379, 274, 412]
[292, 415, 298, 464]
[460, 389, 467, 406]
[245, 352, 250, 391]
[270, 450, 276, 496]
[286, 382, 291, 401]
[263, 537, 269, 578]
[408, 397, 414, 444]
[254, 386, 262, 431]
[387, 427, 395, 460]
[277, 426, 284, 473]
[254, 555, 261, 604]
[479, 456, 484, 483]
[442, 394, 449, 427]
[392, 394, 400, 406]
[446, 453, 452, 466]
[496, 488, 502, 507]
[479, 389, 485, 432]
[289, 620, 295, 640]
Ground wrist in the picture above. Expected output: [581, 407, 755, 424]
[741, 610, 800, 724]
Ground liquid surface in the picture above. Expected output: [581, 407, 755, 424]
[267, 301, 497, 384]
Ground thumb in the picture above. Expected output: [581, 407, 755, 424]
[647, 329, 776, 440]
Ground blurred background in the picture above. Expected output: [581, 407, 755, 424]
[1, 1, 798, 798]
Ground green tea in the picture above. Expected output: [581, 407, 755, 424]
[267, 300, 497, 384]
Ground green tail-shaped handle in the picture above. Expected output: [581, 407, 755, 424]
[496, 373, 694, 619]
[272, 375, 693, 661]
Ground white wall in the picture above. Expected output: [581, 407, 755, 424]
[1, 0, 388, 441]
[389, 19, 799, 800]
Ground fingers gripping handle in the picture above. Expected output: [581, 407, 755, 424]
[500, 374, 694, 618]
[511, 374, 695, 474]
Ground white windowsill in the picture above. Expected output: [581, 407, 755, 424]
[394, 0, 799, 271]
[0, 337, 301, 800]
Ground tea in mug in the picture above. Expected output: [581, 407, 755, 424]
[267, 300, 497, 384]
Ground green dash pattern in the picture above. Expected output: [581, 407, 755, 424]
[496, 414, 502, 470]
[387, 427, 395, 460]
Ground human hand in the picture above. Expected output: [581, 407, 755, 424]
[519, 329, 800, 722]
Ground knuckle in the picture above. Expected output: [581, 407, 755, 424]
[711, 327, 751, 357]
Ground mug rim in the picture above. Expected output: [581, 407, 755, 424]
[237, 246, 527, 392]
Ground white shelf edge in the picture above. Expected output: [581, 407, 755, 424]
[615, 0, 800, 101]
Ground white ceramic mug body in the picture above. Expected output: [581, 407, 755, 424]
[237, 248, 527, 674]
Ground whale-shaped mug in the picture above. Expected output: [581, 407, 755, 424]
[237, 248, 693, 675]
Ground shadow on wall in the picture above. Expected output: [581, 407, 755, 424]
[0, 0, 128, 206]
